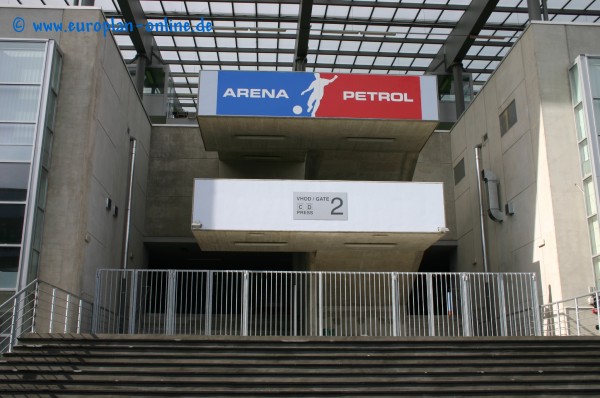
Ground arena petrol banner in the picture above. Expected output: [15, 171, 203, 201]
[197, 71, 438, 121]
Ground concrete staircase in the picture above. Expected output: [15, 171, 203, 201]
[1, 334, 600, 397]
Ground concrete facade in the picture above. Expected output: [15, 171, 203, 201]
[451, 22, 600, 300]
[0, 7, 152, 300]
[7, 6, 600, 305]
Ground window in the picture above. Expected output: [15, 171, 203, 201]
[499, 99, 517, 136]
[453, 157, 465, 185]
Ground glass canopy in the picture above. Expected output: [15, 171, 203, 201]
[3, 0, 600, 112]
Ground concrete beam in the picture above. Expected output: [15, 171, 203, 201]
[294, 0, 313, 71]
[116, 0, 153, 57]
[427, 0, 499, 74]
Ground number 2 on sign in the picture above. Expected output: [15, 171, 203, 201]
[331, 197, 344, 215]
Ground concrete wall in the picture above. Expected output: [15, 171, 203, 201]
[0, 7, 152, 300]
[146, 125, 307, 239]
[413, 131, 456, 242]
[451, 22, 599, 301]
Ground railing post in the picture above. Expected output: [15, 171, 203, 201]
[426, 274, 435, 337]
[31, 282, 40, 333]
[242, 271, 249, 336]
[575, 298, 581, 336]
[392, 273, 399, 337]
[49, 288, 56, 333]
[77, 299, 83, 334]
[165, 270, 177, 335]
[318, 272, 323, 337]
[596, 291, 600, 335]
[293, 282, 298, 337]
[530, 274, 542, 336]
[64, 294, 71, 333]
[92, 270, 101, 333]
[497, 274, 508, 336]
[460, 274, 472, 337]
[205, 270, 213, 335]
[128, 271, 138, 334]
[8, 298, 18, 353]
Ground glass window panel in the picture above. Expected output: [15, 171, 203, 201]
[589, 58, 600, 98]
[42, 129, 53, 169]
[595, 256, 600, 289]
[32, 208, 44, 251]
[45, 91, 57, 131]
[0, 247, 20, 289]
[0, 41, 46, 84]
[595, 99, 600, 135]
[580, 139, 592, 176]
[0, 163, 30, 201]
[574, 103, 587, 141]
[589, 215, 600, 256]
[0, 86, 41, 122]
[50, 50, 62, 94]
[584, 177, 597, 217]
[0, 146, 33, 162]
[569, 65, 581, 104]
[37, 168, 49, 211]
[0, 124, 35, 145]
[0, 204, 26, 244]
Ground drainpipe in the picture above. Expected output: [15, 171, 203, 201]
[474, 145, 489, 273]
[118, 138, 136, 334]
[122, 138, 137, 270]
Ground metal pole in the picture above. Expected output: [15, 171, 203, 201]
[205, 271, 213, 335]
[426, 274, 435, 337]
[460, 274, 472, 337]
[166, 270, 176, 335]
[541, 0, 549, 21]
[8, 298, 18, 353]
[242, 271, 249, 336]
[318, 273, 323, 336]
[77, 299, 83, 334]
[122, 139, 136, 270]
[49, 288, 56, 333]
[497, 275, 508, 336]
[92, 270, 101, 333]
[392, 273, 399, 337]
[128, 271, 139, 334]
[475, 145, 490, 272]
[64, 294, 71, 333]
[31, 283, 39, 333]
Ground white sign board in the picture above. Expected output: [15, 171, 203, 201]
[293, 192, 348, 220]
[192, 179, 445, 234]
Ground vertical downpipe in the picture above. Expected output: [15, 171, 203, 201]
[119, 139, 136, 334]
[475, 145, 490, 273]
[122, 138, 137, 271]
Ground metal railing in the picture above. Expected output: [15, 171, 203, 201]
[541, 291, 600, 336]
[0, 280, 94, 354]
[94, 270, 541, 337]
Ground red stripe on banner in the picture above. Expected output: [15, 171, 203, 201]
[313, 74, 423, 120]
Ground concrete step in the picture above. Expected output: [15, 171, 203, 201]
[2, 382, 600, 395]
[2, 335, 600, 397]
[4, 355, 599, 367]
[2, 364, 598, 375]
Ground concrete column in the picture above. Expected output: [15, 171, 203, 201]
[293, 57, 307, 72]
[135, 55, 147, 97]
[452, 63, 466, 117]
[527, 0, 542, 21]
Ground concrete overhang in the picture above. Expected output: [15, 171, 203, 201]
[196, 116, 439, 155]
[191, 179, 446, 255]
[196, 71, 440, 177]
